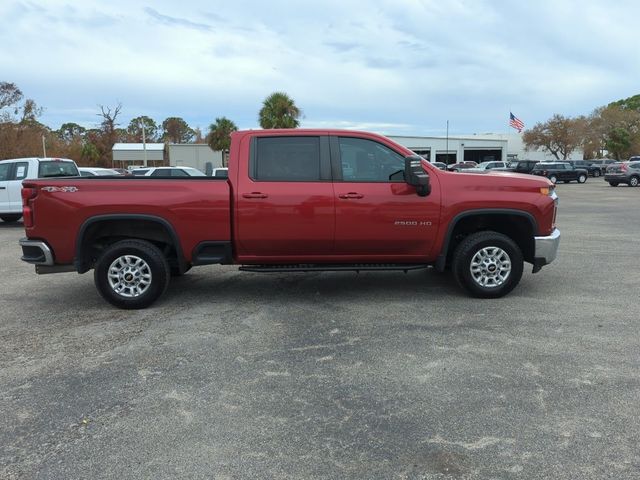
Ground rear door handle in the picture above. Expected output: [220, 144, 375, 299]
[338, 192, 364, 199]
[0, 187, 6, 190]
[242, 192, 268, 199]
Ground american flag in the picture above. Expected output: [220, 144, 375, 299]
[509, 112, 525, 132]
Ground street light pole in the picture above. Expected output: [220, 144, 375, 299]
[141, 122, 148, 167]
[42, 135, 47, 158]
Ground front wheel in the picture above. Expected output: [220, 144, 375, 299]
[578, 174, 587, 183]
[452, 231, 524, 298]
[629, 176, 639, 187]
[549, 175, 557, 184]
[94, 239, 170, 309]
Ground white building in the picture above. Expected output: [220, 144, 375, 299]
[112, 143, 165, 168]
[167, 144, 223, 173]
[388, 133, 583, 164]
[112, 143, 224, 173]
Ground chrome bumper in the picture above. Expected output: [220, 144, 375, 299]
[19, 238, 54, 265]
[533, 228, 561, 272]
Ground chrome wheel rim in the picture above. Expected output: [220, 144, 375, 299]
[631, 178, 638, 187]
[470, 247, 511, 288]
[108, 255, 152, 297]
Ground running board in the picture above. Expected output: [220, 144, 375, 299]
[239, 263, 430, 273]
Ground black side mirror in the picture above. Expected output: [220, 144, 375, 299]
[404, 156, 431, 197]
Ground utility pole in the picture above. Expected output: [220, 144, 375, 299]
[446, 120, 449, 164]
[42, 135, 47, 158]
[141, 122, 148, 167]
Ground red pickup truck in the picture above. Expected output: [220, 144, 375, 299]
[19, 129, 560, 309]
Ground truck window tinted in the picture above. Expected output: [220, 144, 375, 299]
[338, 137, 405, 182]
[253, 136, 321, 181]
[38, 161, 79, 178]
[0, 163, 10, 181]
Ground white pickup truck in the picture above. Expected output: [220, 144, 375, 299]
[0, 157, 79, 223]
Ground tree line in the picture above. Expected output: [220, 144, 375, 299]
[523, 95, 640, 160]
[0, 82, 301, 166]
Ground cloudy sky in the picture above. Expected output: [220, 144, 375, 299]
[1, 0, 638, 136]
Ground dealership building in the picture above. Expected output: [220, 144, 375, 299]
[389, 133, 583, 165]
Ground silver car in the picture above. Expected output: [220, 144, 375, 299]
[604, 161, 640, 187]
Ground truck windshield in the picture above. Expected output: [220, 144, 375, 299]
[38, 161, 79, 178]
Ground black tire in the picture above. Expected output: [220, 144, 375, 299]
[629, 176, 639, 187]
[609, 182, 619, 187]
[578, 174, 587, 184]
[94, 239, 170, 309]
[549, 175, 557, 184]
[452, 231, 524, 299]
[1, 214, 22, 223]
[593, 169, 601, 177]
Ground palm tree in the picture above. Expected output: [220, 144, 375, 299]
[207, 117, 238, 152]
[259, 92, 301, 129]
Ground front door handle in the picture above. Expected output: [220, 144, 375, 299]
[0, 186, 6, 190]
[338, 192, 364, 199]
[242, 192, 268, 199]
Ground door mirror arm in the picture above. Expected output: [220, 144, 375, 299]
[404, 156, 431, 197]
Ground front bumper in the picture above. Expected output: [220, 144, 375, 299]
[532, 228, 561, 273]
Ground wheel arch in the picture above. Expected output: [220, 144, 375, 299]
[435, 210, 538, 272]
[75, 214, 187, 274]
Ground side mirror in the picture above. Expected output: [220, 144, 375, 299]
[404, 156, 431, 197]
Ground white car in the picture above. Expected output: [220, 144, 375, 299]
[130, 166, 207, 177]
[211, 167, 228, 178]
[78, 167, 122, 176]
[0, 157, 79, 223]
[463, 161, 510, 173]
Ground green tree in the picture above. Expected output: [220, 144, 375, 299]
[207, 117, 238, 152]
[522, 114, 584, 160]
[258, 92, 301, 129]
[127, 116, 158, 142]
[56, 122, 86, 142]
[162, 117, 194, 143]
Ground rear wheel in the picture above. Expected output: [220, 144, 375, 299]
[549, 175, 557, 184]
[94, 239, 170, 309]
[630, 176, 639, 187]
[1, 214, 22, 223]
[609, 182, 619, 187]
[578, 174, 587, 183]
[452, 231, 524, 298]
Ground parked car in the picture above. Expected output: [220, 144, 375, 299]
[463, 161, 510, 173]
[0, 157, 79, 223]
[506, 160, 539, 174]
[430, 162, 447, 170]
[131, 167, 207, 177]
[18, 129, 560, 308]
[211, 167, 229, 178]
[589, 159, 616, 175]
[530, 162, 588, 184]
[567, 160, 601, 177]
[79, 167, 122, 176]
[447, 161, 477, 172]
[604, 161, 640, 187]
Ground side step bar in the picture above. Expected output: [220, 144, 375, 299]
[239, 263, 430, 274]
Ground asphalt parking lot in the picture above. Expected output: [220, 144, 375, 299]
[1, 179, 639, 479]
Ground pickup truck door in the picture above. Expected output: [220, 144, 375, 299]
[235, 135, 335, 257]
[0, 163, 11, 212]
[7, 161, 29, 212]
[330, 136, 440, 258]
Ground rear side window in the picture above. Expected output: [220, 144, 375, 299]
[252, 136, 321, 181]
[171, 169, 189, 177]
[38, 161, 79, 178]
[0, 163, 10, 181]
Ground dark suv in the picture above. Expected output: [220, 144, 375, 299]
[506, 160, 539, 174]
[589, 159, 616, 175]
[568, 160, 601, 177]
[531, 162, 588, 184]
[604, 161, 640, 187]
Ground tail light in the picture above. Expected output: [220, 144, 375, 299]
[21, 187, 37, 227]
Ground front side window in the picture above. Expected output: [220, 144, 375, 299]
[338, 137, 405, 182]
[252, 136, 321, 181]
